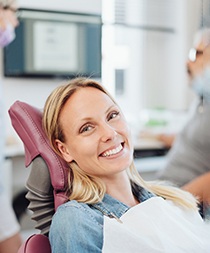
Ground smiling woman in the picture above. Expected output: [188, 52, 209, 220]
[42, 77, 210, 253]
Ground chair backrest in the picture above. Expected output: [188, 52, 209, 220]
[8, 100, 70, 252]
[17, 234, 51, 253]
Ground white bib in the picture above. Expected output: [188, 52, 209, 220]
[102, 197, 210, 253]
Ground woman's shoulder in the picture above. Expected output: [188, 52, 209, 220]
[49, 200, 104, 252]
[52, 200, 103, 227]
[54, 200, 90, 218]
[50, 200, 92, 233]
[50, 200, 103, 239]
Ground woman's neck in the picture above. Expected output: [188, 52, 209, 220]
[104, 172, 140, 207]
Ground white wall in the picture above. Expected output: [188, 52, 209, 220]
[102, 0, 201, 121]
[2, 0, 202, 142]
[1, 0, 101, 142]
[140, 0, 201, 110]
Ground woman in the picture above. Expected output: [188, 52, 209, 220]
[43, 77, 210, 253]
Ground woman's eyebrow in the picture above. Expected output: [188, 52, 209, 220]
[105, 104, 117, 114]
[77, 104, 117, 124]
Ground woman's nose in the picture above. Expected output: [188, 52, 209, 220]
[100, 123, 117, 142]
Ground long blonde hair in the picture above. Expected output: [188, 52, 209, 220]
[43, 77, 198, 210]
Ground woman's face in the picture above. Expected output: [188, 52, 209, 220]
[56, 87, 133, 180]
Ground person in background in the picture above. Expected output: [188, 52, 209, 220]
[43, 77, 209, 253]
[156, 28, 210, 187]
[0, 0, 22, 252]
[0, 0, 18, 46]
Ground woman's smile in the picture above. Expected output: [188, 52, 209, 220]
[100, 143, 124, 157]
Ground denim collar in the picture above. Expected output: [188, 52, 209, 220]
[92, 184, 155, 220]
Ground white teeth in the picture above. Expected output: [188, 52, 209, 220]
[101, 144, 123, 157]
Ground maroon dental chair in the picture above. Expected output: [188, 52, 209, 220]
[8, 100, 70, 253]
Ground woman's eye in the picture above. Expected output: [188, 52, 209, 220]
[108, 111, 120, 121]
[80, 125, 93, 133]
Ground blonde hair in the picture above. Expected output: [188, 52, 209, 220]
[43, 77, 198, 210]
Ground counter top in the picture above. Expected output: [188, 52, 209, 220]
[4, 143, 24, 158]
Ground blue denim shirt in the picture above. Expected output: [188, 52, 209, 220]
[49, 185, 154, 253]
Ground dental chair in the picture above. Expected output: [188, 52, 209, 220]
[8, 100, 70, 253]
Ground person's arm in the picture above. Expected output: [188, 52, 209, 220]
[182, 172, 210, 204]
[182, 172, 210, 219]
[0, 233, 22, 253]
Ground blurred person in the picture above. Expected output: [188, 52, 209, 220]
[157, 28, 210, 187]
[0, 0, 22, 252]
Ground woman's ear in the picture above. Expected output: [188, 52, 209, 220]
[55, 139, 73, 163]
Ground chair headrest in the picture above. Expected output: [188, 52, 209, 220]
[8, 100, 69, 194]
